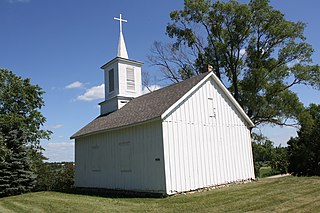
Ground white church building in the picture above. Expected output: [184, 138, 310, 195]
[71, 14, 255, 196]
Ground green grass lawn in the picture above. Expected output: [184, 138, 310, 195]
[1, 176, 320, 213]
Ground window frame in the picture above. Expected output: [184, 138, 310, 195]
[108, 68, 115, 93]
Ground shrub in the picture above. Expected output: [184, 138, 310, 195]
[34, 162, 74, 192]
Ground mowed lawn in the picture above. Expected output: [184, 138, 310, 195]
[1, 176, 320, 213]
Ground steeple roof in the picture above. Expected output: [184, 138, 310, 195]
[114, 14, 128, 59]
[117, 31, 128, 58]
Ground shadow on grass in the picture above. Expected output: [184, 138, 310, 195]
[56, 187, 167, 199]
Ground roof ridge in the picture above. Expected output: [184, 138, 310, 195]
[135, 72, 209, 100]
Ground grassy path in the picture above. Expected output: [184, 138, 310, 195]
[1, 176, 320, 212]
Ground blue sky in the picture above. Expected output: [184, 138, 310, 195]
[1, 0, 319, 162]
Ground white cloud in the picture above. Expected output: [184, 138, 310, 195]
[44, 124, 64, 130]
[47, 142, 74, 148]
[43, 141, 75, 162]
[52, 124, 63, 129]
[77, 84, 105, 101]
[65, 81, 83, 89]
[143, 85, 162, 94]
[8, 0, 30, 3]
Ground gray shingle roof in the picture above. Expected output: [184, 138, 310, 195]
[71, 72, 209, 138]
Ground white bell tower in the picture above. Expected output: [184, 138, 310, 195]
[99, 14, 143, 115]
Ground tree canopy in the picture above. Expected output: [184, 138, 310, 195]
[149, 0, 320, 127]
[0, 69, 51, 150]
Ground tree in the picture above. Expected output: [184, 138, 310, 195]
[0, 69, 51, 150]
[252, 133, 273, 177]
[270, 146, 288, 175]
[0, 68, 51, 196]
[287, 104, 320, 176]
[149, 0, 320, 127]
[0, 128, 36, 197]
[0, 135, 10, 163]
[148, 41, 199, 82]
[252, 133, 289, 177]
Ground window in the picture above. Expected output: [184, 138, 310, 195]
[126, 67, 135, 91]
[118, 142, 132, 172]
[109, 69, 114, 92]
[208, 97, 216, 117]
[91, 144, 101, 172]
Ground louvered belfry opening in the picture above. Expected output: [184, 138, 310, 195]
[126, 67, 135, 91]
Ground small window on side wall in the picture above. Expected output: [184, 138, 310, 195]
[118, 141, 132, 172]
[109, 69, 114, 92]
[208, 97, 216, 117]
[91, 144, 101, 172]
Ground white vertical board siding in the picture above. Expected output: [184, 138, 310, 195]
[75, 121, 166, 194]
[162, 77, 255, 195]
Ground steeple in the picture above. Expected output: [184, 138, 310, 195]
[99, 14, 144, 115]
[114, 14, 128, 59]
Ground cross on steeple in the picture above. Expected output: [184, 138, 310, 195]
[114, 14, 127, 33]
[114, 14, 128, 58]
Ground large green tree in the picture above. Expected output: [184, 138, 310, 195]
[0, 69, 51, 149]
[149, 0, 320, 126]
[0, 68, 51, 196]
[287, 104, 320, 176]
